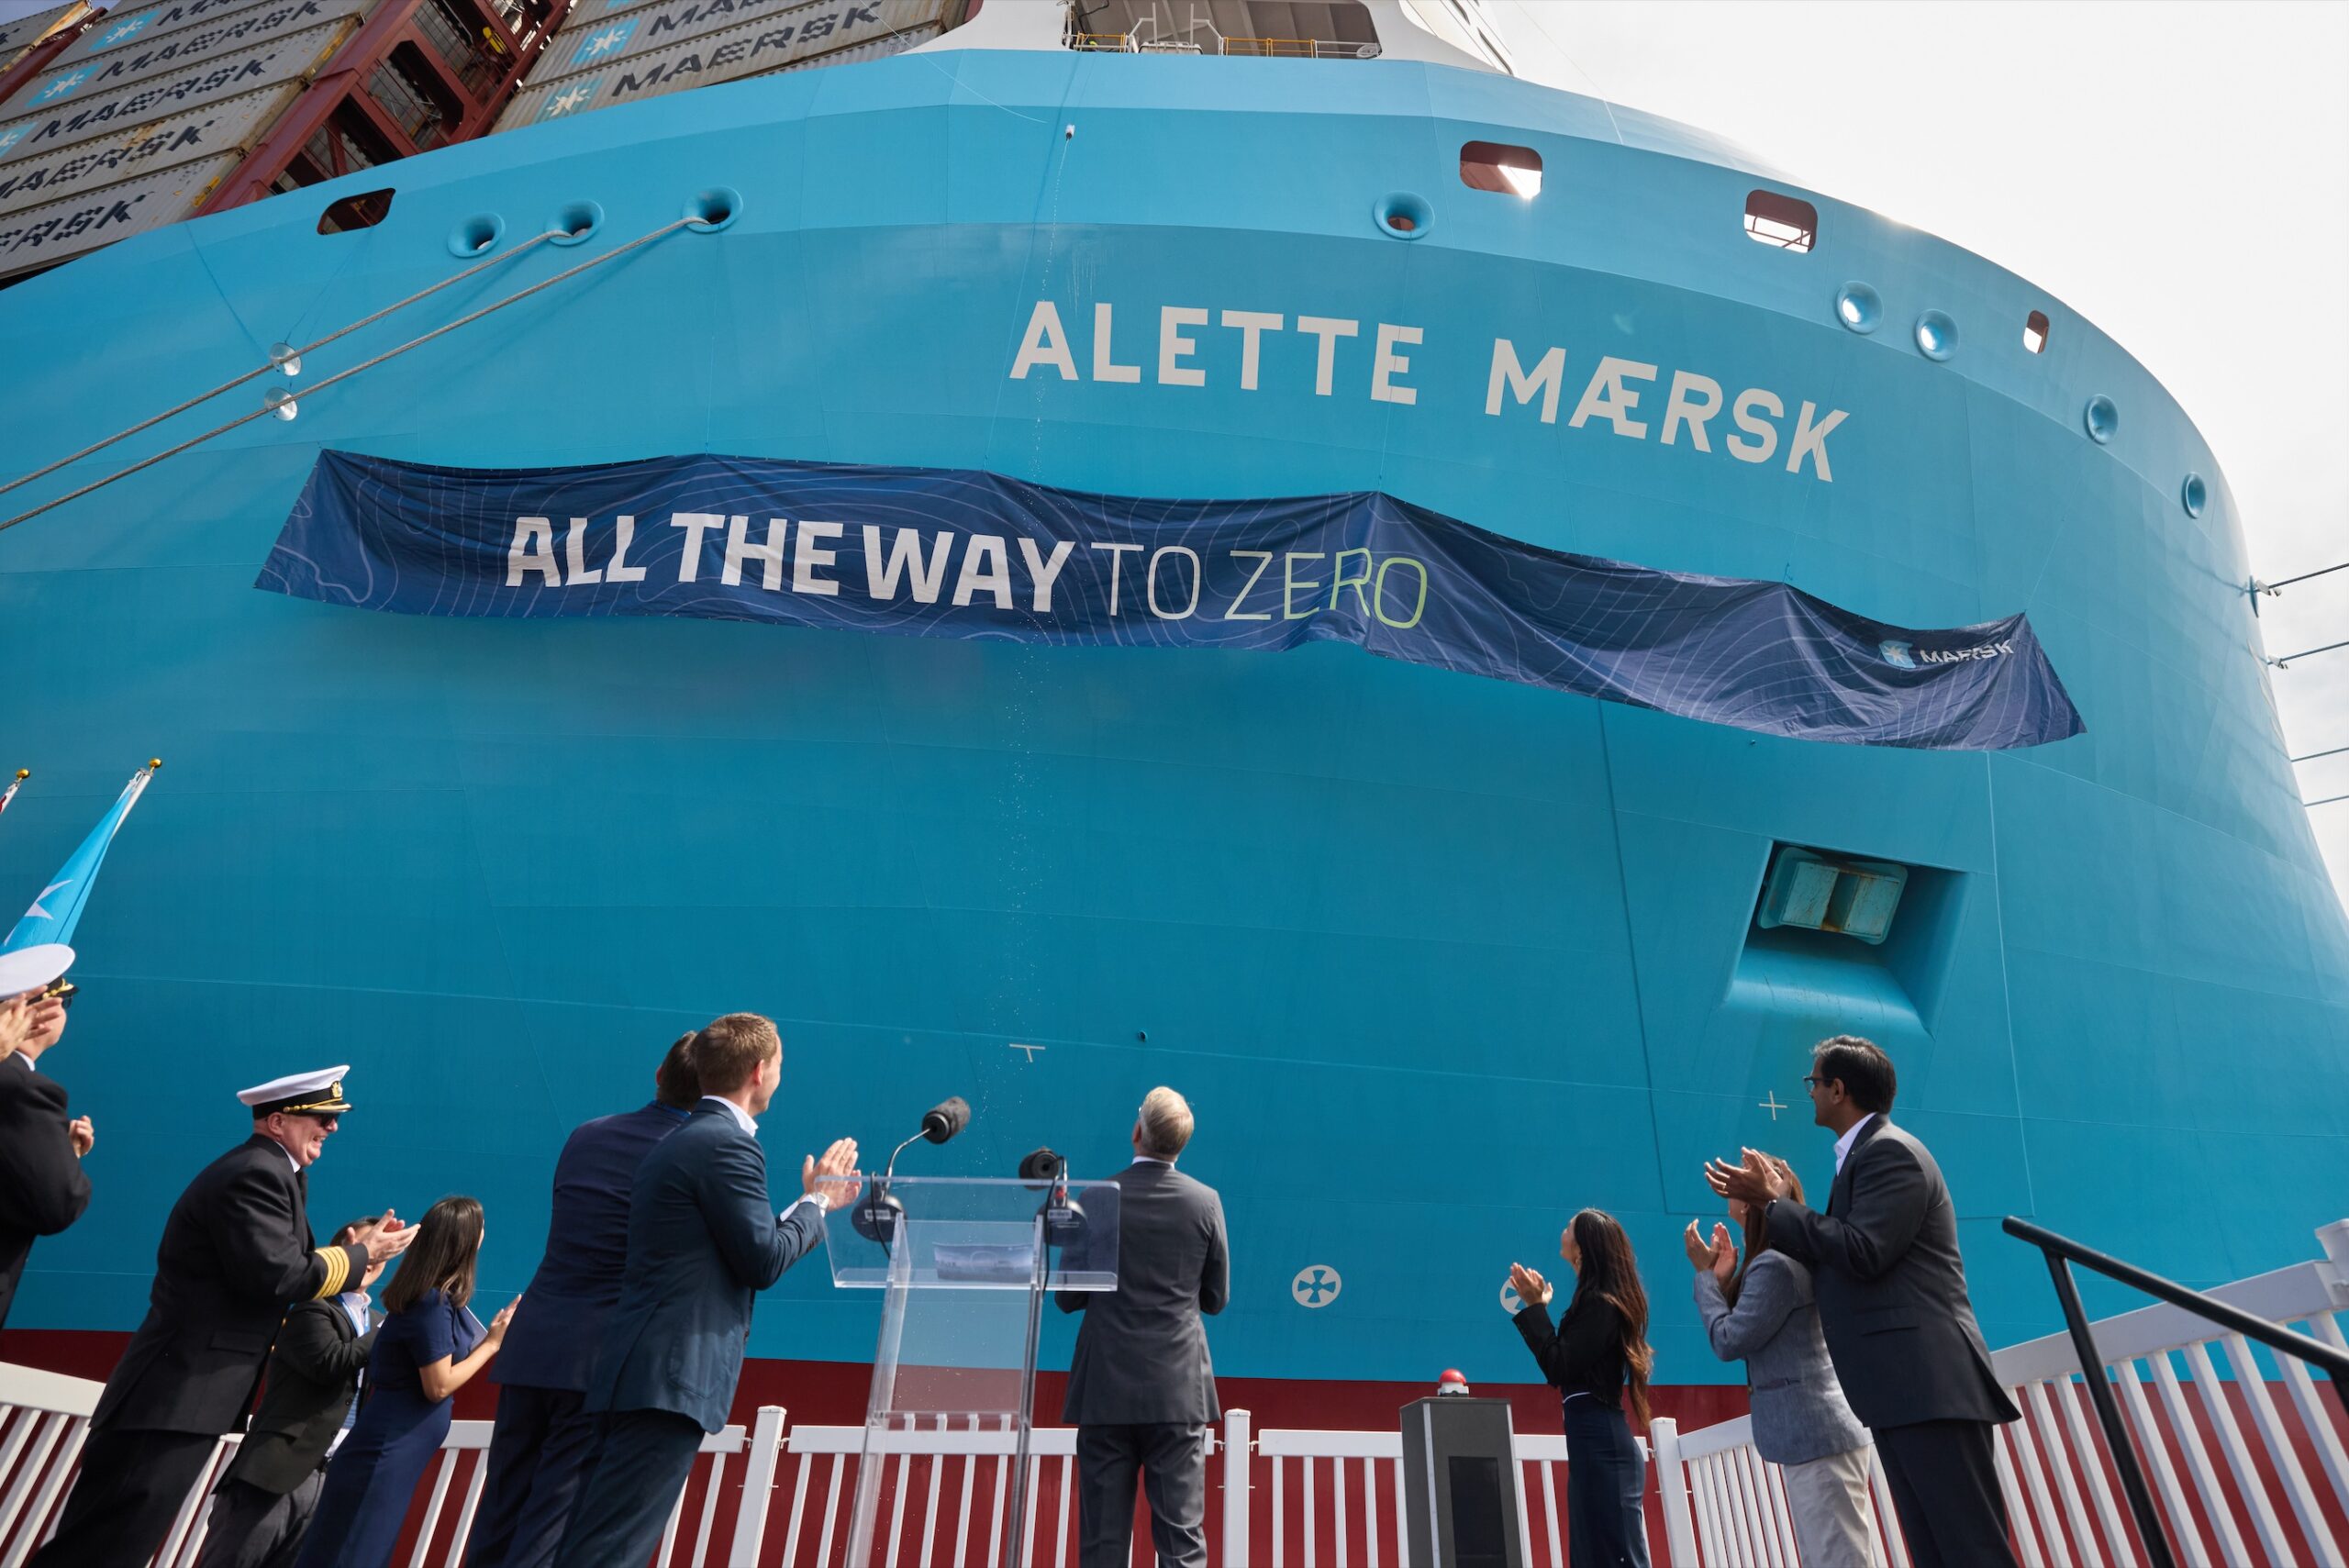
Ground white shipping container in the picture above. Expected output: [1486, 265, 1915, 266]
[0, 149, 239, 278]
[528, 0, 832, 78]
[50, 0, 306, 69]
[0, 15, 356, 166]
[498, 0, 944, 129]
[28, 0, 370, 106]
[0, 82, 301, 217]
[0, 1, 92, 63]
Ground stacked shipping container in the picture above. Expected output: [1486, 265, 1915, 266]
[0, 0, 967, 282]
[0, 0, 565, 280]
[493, 0, 958, 129]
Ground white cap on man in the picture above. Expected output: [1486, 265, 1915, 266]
[238, 1065, 355, 1116]
[0, 943, 73, 997]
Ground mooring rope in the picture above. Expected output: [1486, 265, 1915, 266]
[0, 228, 563, 502]
[0, 217, 697, 536]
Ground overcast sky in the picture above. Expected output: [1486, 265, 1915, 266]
[1493, 0, 2349, 904]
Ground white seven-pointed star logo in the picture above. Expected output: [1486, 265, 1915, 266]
[25, 880, 71, 919]
[104, 17, 148, 42]
[38, 72, 88, 101]
[584, 27, 626, 55]
[551, 83, 592, 115]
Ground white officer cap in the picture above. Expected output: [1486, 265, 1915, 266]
[0, 943, 73, 997]
[239, 1065, 354, 1115]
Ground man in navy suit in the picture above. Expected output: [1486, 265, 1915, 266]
[551, 1014, 859, 1568]
[462, 1035, 702, 1568]
[1710, 1036, 2022, 1568]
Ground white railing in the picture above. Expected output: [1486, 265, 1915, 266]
[1247, 1420, 1589, 1567]
[1651, 1218, 2349, 1568]
[0, 1367, 775, 1568]
[6, 1218, 2343, 1568]
[773, 1418, 1226, 1567]
[1650, 1408, 1909, 1568]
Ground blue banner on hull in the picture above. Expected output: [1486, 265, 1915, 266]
[259, 451, 2085, 751]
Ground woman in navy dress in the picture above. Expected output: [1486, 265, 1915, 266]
[297, 1195, 517, 1568]
[1508, 1208, 1657, 1568]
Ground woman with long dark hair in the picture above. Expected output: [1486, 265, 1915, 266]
[296, 1196, 517, 1567]
[1687, 1156, 1877, 1566]
[1508, 1208, 1654, 1568]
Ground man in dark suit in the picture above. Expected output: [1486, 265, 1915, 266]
[1709, 1035, 2022, 1568]
[1057, 1086, 1230, 1568]
[462, 1036, 702, 1568]
[0, 944, 93, 1331]
[31, 1067, 417, 1568]
[551, 1014, 858, 1568]
[197, 1216, 386, 1568]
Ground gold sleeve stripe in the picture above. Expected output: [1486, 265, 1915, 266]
[312, 1245, 349, 1299]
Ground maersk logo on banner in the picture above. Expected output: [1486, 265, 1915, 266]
[0, 127, 28, 157]
[571, 17, 637, 63]
[540, 77, 602, 118]
[1884, 638, 2011, 668]
[256, 450, 2088, 752]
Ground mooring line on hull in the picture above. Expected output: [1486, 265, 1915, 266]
[0, 218, 697, 537]
[0, 229, 565, 506]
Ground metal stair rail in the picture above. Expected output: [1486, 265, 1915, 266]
[1648, 1218, 2349, 1568]
[2001, 1215, 2349, 1568]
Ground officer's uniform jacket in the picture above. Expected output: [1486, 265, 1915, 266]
[0, 1057, 92, 1329]
[91, 1134, 370, 1437]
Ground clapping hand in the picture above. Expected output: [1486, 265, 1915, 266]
[1507, 1262, 1552, 1308]
[801, 1138, 862, 1207]
[485, 1297, 520, 1346]
[357, 1210, 418, 1264]
[0, 996, 26, 1062]
[1704, 1147, 1792, 1207]
[68, 1116, 94, 1157]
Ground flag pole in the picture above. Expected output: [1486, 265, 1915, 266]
[0, 769, 24, 817]
[2, 758, 165, 954]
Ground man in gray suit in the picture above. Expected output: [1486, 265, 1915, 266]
[1056, 1086, 1230, 1568]
[1709, 1036, 2022, 1568]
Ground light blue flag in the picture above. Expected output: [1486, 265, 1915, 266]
[4, 761, 161, 953]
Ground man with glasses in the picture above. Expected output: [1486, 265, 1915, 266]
[1707, 1036, 2021, 1568]
[0, 943, 93, 1332]
[31, 1066, 417, 1568]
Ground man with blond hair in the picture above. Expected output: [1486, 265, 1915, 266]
[1057, 1086, 1230, 1568]
[553, 1014, 859, 1568]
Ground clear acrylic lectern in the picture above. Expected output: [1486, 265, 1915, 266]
[824, 1175, 1120, 1568]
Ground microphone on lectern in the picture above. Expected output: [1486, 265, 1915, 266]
[1019, 1146, 1086, 1246]
[853, 1093, 975, 1243]
[921, 1096, 971, 1144]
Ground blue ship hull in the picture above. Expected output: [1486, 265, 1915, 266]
[2, 46, 2343, 1396]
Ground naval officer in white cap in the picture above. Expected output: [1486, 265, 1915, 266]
[0, 942, 92, 1333]
[31, 1065, 418, 1568]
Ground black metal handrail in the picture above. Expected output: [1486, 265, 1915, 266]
[2003, 1216, 2349, 1568]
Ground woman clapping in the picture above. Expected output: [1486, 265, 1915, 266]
[1687, 1157, 1878, 1566]
[297, 1196, 517, 1567]
[1508, 1209, 1655, 1568]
